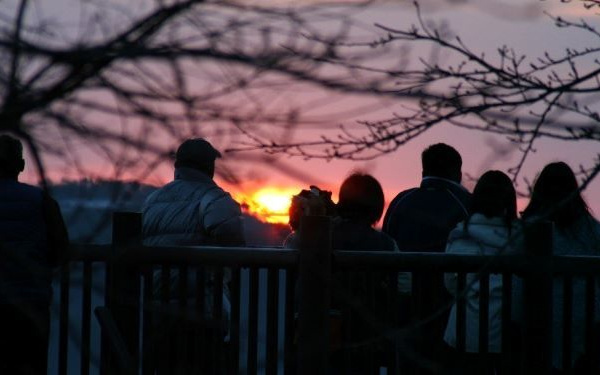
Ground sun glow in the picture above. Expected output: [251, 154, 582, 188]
[235, 187, 299, 224]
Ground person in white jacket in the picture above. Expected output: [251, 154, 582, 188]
[142, 138, 245, 373]
[443, 170, 523, 374]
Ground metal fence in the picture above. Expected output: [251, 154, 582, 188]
[55, 213, 600, 374]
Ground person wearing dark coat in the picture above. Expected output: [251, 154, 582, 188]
[286, 173, 398, 374]
[331, 173, 399, 375]
[520, 162, 600, 374]
[382, 143, 471, 374]
[0, 134, 69, 375]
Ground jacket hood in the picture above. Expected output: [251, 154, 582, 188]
[452, 213, 521, 252]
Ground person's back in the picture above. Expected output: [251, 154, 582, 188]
[286, 174, 398, 374]
[522, 162, 600, 372]
[141, 138, 244, 373]
[0, 135, 68, 375]
[383, 144, 470, 252]
[443, 171, 523, 374]
[382, 143, 471, 373]
[143, 167, 244, 247]
[332, 174, 398, 374]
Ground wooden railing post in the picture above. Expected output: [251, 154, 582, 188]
[522, 221, 553, 374]
[101, 212, 142, 375]
[297, 215, 332, 375]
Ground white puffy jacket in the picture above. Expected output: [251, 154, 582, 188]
[143, 167, 244, 247]
[142, 167, 245, 335]
[443, 214, 523, 353]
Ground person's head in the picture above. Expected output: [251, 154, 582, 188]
[337, 173, 385, 226]
[174, 138, 221, 178]
[288, 186, 336, 231]
[421, 143, 462, 182]
[522, 162, 589, 228]
[0, 134, 25, 180]
[470, 170, 517, 228]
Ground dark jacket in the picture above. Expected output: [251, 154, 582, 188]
[314, 217, 399, 373]
[382, 176, 470, 252]
[285, 217, 398, 350]
[382, 176, 471, 349]
[0, 180, 68, 304]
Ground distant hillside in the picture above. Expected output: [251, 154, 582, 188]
[51, 180, 290, 246]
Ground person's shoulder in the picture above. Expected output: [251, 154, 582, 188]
[12, 181, 43, 194]
[1, 180, 45, 201]
[386, 187, 419, 212]
[579, 214, 600, 241]
[201, 183, 241, 216]
[447, 221, 467, 241]
[377, 229, 399, 251]
[204, 183, 237, 204]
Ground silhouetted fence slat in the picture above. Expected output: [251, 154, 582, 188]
[248, 267, 259, 375]
[81, 261, 92, 375]
[456, 272, 466, 353]
[141, 268, 155, 375]
[284, 268, 297, 375]
[266, 268, 280, 375]
[501, 272, 513, 373]
[479, 273, 490, 354]
[563, 276, 573, 372]
[230, 267, 241, 375]
[584, 276, 596, 367]
[58, 261, 70, 375]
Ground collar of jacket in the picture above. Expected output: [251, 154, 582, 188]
[174, 167, 214, 184]
[420, 176, 468, 193]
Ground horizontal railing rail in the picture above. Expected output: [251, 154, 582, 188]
[69, 244, 600, 273]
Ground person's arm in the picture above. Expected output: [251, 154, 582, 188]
[42, 192, 69, 267]
[202, 191, 245, 247]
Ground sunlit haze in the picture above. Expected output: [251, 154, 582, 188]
[234, 187, 300, 224]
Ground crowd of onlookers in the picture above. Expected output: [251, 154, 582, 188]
[282, 144, 600, 374]
[1, 134, 600, 374]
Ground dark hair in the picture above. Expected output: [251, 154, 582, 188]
[0, 134, 24, 177]
[422, 143, 462, 182]
[522, 162, 590, 228]
[468, 170, 517, 231]
[337, 173, 385, 226]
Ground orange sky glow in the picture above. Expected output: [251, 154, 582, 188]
[234, 187, 300, 224]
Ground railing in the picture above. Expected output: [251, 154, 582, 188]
[54, 213, 600, 374]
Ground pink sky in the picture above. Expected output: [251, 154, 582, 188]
[16, 0, 600, 219]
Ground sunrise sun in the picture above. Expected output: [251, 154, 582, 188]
[235, 187, 299, 224]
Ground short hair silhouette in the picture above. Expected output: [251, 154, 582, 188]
[468, 170, 517, 231]
[522, 161, 590, 228]
[421, 143, 462, 182]
[337, 173, 385, 226]
[0, 135, 25, 178]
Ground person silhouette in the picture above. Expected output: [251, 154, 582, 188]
[521, 162, 600, 373]
[287, 173, 399, 374]
[382, 143, 471, 373]
[332, 173, 400, 374]
[0, 134, 69, 375]
[443, 170, 523, 374]
[142, 138, 245, 373]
